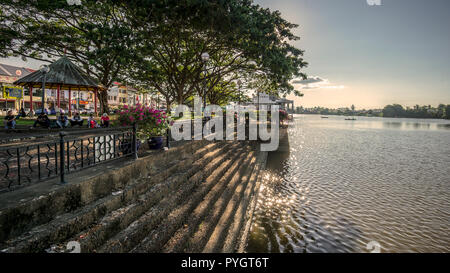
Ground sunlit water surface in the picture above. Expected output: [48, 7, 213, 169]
[246, 115, 450, 253]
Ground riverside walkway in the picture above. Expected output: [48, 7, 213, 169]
[0, 138, 267, 253]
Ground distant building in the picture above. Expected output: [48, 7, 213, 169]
[1, 62, 159, 113]
[0, 63, 37, 110]
[249, 92, 295, 113]
[109, 82, 153, 108]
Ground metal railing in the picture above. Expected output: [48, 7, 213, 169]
[1, 117, 255, 193]
[0, 125, 137, 192]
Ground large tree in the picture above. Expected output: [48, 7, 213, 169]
[125, 0, 307, 107]
[1, 0, 307, 111]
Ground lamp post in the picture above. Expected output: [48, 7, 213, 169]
[237, 79, 242, 105]
[39, 65, 50, 113]
[77, 90, 80, 111]
[201, 52, 209, 111]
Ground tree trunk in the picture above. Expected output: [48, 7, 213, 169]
[98, 90, 109, 114]
[177, 96, 184, 106]
[166, 96, 171, 112]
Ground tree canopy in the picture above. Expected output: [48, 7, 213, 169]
[0, 0, 307, 110]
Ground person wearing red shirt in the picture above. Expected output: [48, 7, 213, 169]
[101, 113, 110, 128]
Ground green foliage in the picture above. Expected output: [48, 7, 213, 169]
[296, 104, 450, 119]
[0, 0, 139, 112]
[1, 0, 307, 111]
[382, 104, 405, 118]
[444, 105, 450, 119]
[123, 0, 307, 105]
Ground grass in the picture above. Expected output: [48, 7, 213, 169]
[15, 119, 35, 126]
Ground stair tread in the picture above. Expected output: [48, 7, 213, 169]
[221, 151, 265, 253]
[201, 153, 258, 253]
[97, 143, 243, 253]
[129, 145, 250, 253]
[163, 150, 256, 253]
[58, 142, 236, 253]
[2, 141, 232, 252]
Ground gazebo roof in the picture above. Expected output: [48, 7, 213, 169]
[13, 56, 104, 91]
[275, 97, 294, 103]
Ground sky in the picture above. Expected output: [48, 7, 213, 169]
[255, 0, 450, 109]
[1, 0, 450, 109]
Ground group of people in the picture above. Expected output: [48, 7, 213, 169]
[3, 109, 110, 130]
[55, 112, 110, 129]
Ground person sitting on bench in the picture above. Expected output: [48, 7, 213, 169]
[32, 112, 50, 128]
[19, 108, 27, 118]
[4, 110, 16, 129]
[101, 113, 110, 128]
[57, 110, 69, 128]
[87, 113, 100, 128]
[70, 112, 84, 127]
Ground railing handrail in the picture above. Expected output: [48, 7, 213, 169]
[61, 126, 133, 136]
[0, 126, 134, 151]
[0, 126, 137, 191]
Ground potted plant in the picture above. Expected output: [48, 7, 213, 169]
[279, 109, 289, 122]
[117, 104, 170, 150]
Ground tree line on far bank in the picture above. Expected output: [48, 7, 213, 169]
[295, 104, 450, 119]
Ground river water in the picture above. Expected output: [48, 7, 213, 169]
[246, 114, 450, 253]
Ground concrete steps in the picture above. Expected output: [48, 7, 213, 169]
[0, 140, 212, 243]
[113, 144, 248, 253]
[179, 151, 257, 253]
[201, 152, 261, 253]
[68, 141, 239, 252]
[1, 139, 263, 253]
[159, 149, 255, 253]
[0, 141, 227, 252]
[53, 142, 236, 253]
[220, 150, 266, 253]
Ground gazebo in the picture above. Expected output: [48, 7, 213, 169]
[13, 56, 105, 116]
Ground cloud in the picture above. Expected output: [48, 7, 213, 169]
[291, 76, 344, 90]
[291, 76, 326, 85]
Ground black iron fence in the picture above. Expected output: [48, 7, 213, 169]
[0, 117, 257, 193]
[0, 126, 137, 192]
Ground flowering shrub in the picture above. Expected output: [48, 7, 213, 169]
[279, 109, 289, 121]
[117, 104, 170, 141]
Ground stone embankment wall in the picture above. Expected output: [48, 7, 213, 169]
[0, 139, 267, 253]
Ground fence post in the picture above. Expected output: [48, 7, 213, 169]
[166, 128, 170, 149]
[59, 132, 66, 184]
[132, 123, 138, 159]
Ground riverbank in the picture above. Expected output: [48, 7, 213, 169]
[0, 138, 268, 253]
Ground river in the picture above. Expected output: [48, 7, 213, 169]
[246, 114, 450, 253]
